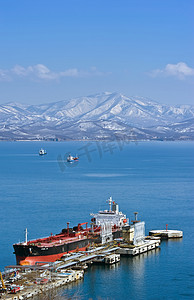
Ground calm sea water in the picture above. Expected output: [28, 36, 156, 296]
[0, 141, 194, 299]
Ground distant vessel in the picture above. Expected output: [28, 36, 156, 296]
[67, 154, 79, 162]
[39, 149, 47, 155]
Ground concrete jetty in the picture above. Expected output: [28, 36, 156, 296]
[149, 230, 183, 239]
[117, 239, 160, 256]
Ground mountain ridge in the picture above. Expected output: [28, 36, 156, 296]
[0, 92, 194, 141]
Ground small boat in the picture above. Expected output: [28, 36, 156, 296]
[67, 154, 79, 162]
[67, 154, 74, 162]
[39, 149, 47, 155]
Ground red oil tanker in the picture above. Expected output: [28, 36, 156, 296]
[13, 197, 128, 265]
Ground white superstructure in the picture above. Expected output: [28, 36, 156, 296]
[67, 154, 74, 162]
[90, 196, 129, 228]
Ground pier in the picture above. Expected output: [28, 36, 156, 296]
[0, 242, 159, 299]
[0, 208, 183, 299]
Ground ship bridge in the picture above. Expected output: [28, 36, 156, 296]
[90, 197, 129, 227]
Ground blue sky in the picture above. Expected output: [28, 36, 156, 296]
[0, 0, 193, 105]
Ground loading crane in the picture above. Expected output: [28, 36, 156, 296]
[0, 271, 6, 292]
[77, 222, 88, 231]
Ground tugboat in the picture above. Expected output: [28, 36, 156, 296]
[39, 149, 47, 155]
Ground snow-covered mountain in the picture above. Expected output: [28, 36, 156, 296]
[0, 92, 194, 141]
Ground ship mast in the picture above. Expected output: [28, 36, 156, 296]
[25, 228, 28, 245]
[107, 196, 112, 212]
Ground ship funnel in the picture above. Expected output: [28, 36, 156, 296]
[112, 202, 119, 214]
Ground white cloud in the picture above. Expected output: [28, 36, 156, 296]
[0, 64, 107, 81]
[12, 65, 28, 76]
[0, 69, 11, 81]
[150, 62, 194, 79]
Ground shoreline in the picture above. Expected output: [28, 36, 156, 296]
[0, 139, 194, 142]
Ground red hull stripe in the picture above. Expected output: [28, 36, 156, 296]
[16, 246, 88, 265]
